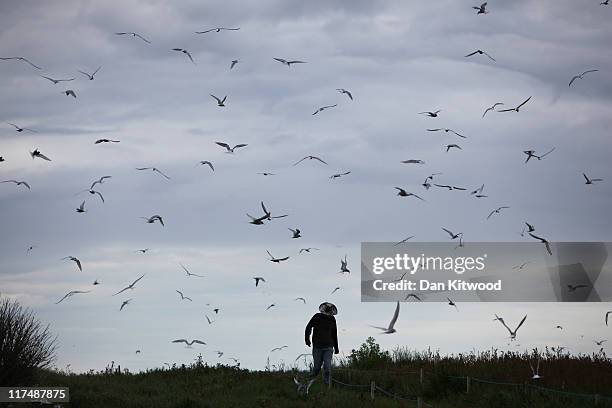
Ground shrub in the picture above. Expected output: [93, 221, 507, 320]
[0, 295, 57, 385]
[347, 337, 392, 369]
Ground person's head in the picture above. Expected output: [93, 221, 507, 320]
[318, 302, 338, 316]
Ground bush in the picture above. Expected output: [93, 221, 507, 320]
[0, 295, 57, 385]
[347, 337, 392, 369]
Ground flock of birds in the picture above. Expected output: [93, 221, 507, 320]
[1, 1, 610, 376]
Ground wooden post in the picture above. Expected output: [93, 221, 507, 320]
[419, 368, 424, 387]
[370, 381, 375, 400]
[417, 396, 423, 408]
[466, 376, 471, 394]
[348, 368, 351, 383]
[594, 394, 600, 406]
[328, 369, 332, 389]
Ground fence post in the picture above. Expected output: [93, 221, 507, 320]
[370, 381, 375, 400]
[328, 369, 332, 389]
[419, 368, 424, 387]
[417, 396, 423, 408]
[595, 394, 600, 406]
[466, 376, 471, 394]
[348, 368, 351, 383]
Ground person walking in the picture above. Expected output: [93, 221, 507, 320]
[304, 302, 339, 386]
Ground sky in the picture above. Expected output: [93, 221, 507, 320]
[1, 0, 611, 373]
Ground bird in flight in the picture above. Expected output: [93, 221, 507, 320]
[180, 263, 204, 278]
[55, 290, 91, 304]
[288, 228, 302, 239]
[39, 75, 75, 84]
[339, 255, 350, 274]
[270, 345, 288, 352]
[75, 201, 87, 213]
[113, 274, 146, 296]
[90, 176, 112, 190]
[176, 290, 193, 301]
[482, 102, 504, 118]
[568, 69, 598, 87]
[394, 236, 415, 246]
[30, 149, 51, 161]
[336, 88, 353, 100]
[299, 248, 319, 254]
[498, 96, 532, 113]
[293, 155, 328, 166]
[464, 49, 496, 62]
[370, 301, 400, 334]
[512, 262, 530, 270]
[1, 56, 41, 69]
[210, 94, 227, 107]
[195, 27, 240, 34]
[172, 339, 206, 347]
[434, 184, 466, 191]
[606, 311, 611, 326]
[135, 248, 149, 254]
[602, 0, 610, 5]
[62, 256, 82, 272]
[94, 139, 120, 144]
[253, 277, 266, 287]
[294, 297, 306, 303]
[135, 167, 171, 179]
[395, 187, 425, 201]
[528, 233, 552, 256]
[473, 2, 488, 14]
[266, 304, 276, 310]
[405, 293, 422, 301]
[197, 161, 214, 172]
[273, 58, 306, 67]
[594, 339, 607, 346]
[529, 356, 542, 379]
[140, 215, 164, 226]
[172, 48, 195, 64]
[442, 227, 463, 240]
[583, 173, 603, 185]
[78, 66, 102, 80]
[401, 159, 425, 165]
[470, 184, 486, 197]
[523, 147, 555, 163]
[1, 180, 30, 190]
[114, 32, 151, 43]
[120, 299, 132, 311]
[496, 314, 527, 340]
[63, 90, 77, 98]
[330, 287, 341, 295]
[230, 59, 239, 70]
[267, 250, 289, 263]
[419, 110, 441, 117]
[487, 206, 510, 220]
[205, 315, 214, 325]
[427, 128, 466, 138]
[447, 297, 458, 311]
[330, 171, 351, 179]
[216, 142, 248, 153]
[567, 284, 588, 292]
[445, 144, 462, 152]
[312, 104, 337, 115]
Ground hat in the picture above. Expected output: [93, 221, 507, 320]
[319, 302, 338, 316]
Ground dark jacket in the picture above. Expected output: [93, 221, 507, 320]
[305, 313, 339, 352]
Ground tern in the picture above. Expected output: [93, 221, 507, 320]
[266, 304, 276, 310]
[427, 128, 466, 138]
[261, 201, 288, 222]
[312, 104, 337, 115]
[205, 315, 214, 325]
[267, 250, 289, 263]
[497, 314, 527, 340]
[196, 27, 240, 34]
[77, 189, 104, 203]
[288, 228, 301, 238]
[172, 48, 195, 64]
[176, 290, 192, 301]
[299, 248, 319, 253]
[78, 66, 102, 80]
[94, 139, 120, 144]
[216, 142, 248, 153]
[114, 32, 151, 43]
[528, 233, 552, 256]
[473, 2, 488, 14]
[395, 188, 425, 200]
[487, 206, 510, 220]
[567, 284, 588, 292]
[135, 167, 171, 179]
[523, 147, 555, 163]
[583, 173, 603, 185]
[370, 301, 400, 334]
[330, 171, 351, 179]
[405, 293, 423, 301]
[294, 377, 316, 396]
[529, 357, 542, 379]
[419, 110, 441, 117]
[30, 149, 51, 161]
[215, 351, 224, 357]
[55, 290, 91, 304]
[76, 201, 87, 213]
[435, 184, 466, 191]
[606, 311, 611, 326]
[294, 297, 306, 303]
[273, 58, 306, 67]
[512, 262, 530, 270]
[210, 94, 227, 107]
[172, 339, 206, 347]
[442, 228, 463, 240]
[0, 56, 41, 69]
[401, 159, 425, 164]
[482, 102, 504, 118]
[180, 263, 204, 278]
[63, 90, 77, 98]
[340, 255, 350, 274]
[258, 172, 276, 176]
[555, 325, 563, 330]
[140, 215, 164, 226]
[568, 69, 598, 87]
[447, 297, 458, 311]
[8, 123, 37, 132]
[445, 144, 462, 152]
[293, 155, 328, 166]
[394, 236, 415, 246]
[270, 345, 288, 352]
[135, 248, 149, 254]
[594, 340, 607, 346]
[62, 256, 82, 272]
[120, 299, 132, 311]
[464, 49, 496, 62]
[336, 88, 353, 100]
[498, 96, 531, 113]
[253, 277, 266, 287]
[1, 180, 30, 190]
[330, 287, 341, 295]
[470, 184, 485, 196]
[230, 60, 239, 70]
[197, 161, 214, 171]
[113, 274, 146, 296]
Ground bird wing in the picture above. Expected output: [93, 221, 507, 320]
[313, 156, 328, 164]
[369, 325, 388, 331]
[75, 258, 82, 271]
[195, 29, 215, 34]
[192, 340, 206, 345]
[582, 69, 599, 75]
[172, 339, 188, 344]
[273, 58, 287, 64]
[185, 51, 195, 64]
[92, 66, 102, 76]
[94, 191, 104, 203]
[154, 168, 171, 179]
[210, 94, 221, 103]
[388, 301, 400, 330]
[233, 144, 248, 150]
[77, 70, 90, 78]
[539, 147, 556, 158]
[517, 96, 532, 109]
[216, 142, 231, 151]
[113, 286, 129, 296]
[441, 227, 455, 238]
[266, 250, 274, 259]
[427, 128, 443, 132]
[293, 157, 307, 166]
[497, 108, 514, 112]
[135, 33, 151, 43]
[486, 210, 496, 219]
[514, 315, 528, 332]
[483, 51, 496, 61]
[464, 51, 478, 57]
[131, 274, 146, 286]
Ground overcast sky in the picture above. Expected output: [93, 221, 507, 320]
[1, 0, 611, 373]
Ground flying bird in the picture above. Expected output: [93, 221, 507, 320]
[273, 58, 306, 67]
[216, 142, 248, 153]
[266, 304, 276, 310]
[427, 128, 466, 138]
[529, 357, 542, 379]
[445, 144, 462, 152]
[210, 94, 227, 107]
[395, 187, 425, 200]
[197, 161, 214, 171]
[267, 250, 289, 263]
[523, 147, 555, 163]
[498, 96, 532, 113]
[230, 59, 239, 70]
[135, 248, 149, 254]
[336, 88, 353, 100]
[594, 339, 607, 346]
[434, 184, 466, 191]
[253, 277, 266, 287]
[294, 297, 306, 303]
[293, 155, 328, 166]
[568, 69, 598, 87]
[90, 176, 112, 190]
[340, 255, 350, 274]
[583, 173, 603, 185]
[176, 290, 193, 301]
[299, 248, 319, 254]
[120, 299, 132, 311]
[30, 149, 51, 161]
[172, 48, 195, 64]
[370, 301, 400, 334]
[473, 2, 488, 14]
[78, 66, 102, 80]
[330, 171, 351, 179]
[195, 27, 240, 34]
[606, 311, 611, 326]
[470, 184, 485, 196]
[205, 315, 214, 325]
[62, 256, 82, 272]
[497, 315, 527, 340]
[487, 206, 510, 220]
[140, 215, 164, 226]
[312, 104, 337, 115]
[1, 180, 30, 190]
[447, 297, 458, 311]
[529, 233, 552, 256]
[394, 236, 415, 246]
[180, 263, 204, 278]
[401, 159, 425, 164]
[1, 56, 41, 69]
[113, 274, 146, 296]
[114, 32, 151, 43]
[442, 227, 463, 240]
[94, 139, 120, 144]
[55, 290, 91, 304]
[270, 345, 288, 352]
[567, 284, 588, 292]
[135, 167, 171, 179]
[76, 201, 86, 213]
[464, 49, 496, 62]
[172, 339, 206, 347]
[330, 287, 341, 295]
[288, 228, 301, 238]
[419, 110, 441, 117]
[405, 293, 422, 301]
[482, 102, 504, 118]
[8, 123, 36, 133]
[63, 90, 77, 98]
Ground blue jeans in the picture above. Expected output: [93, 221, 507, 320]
[312, 347, 333, 384]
